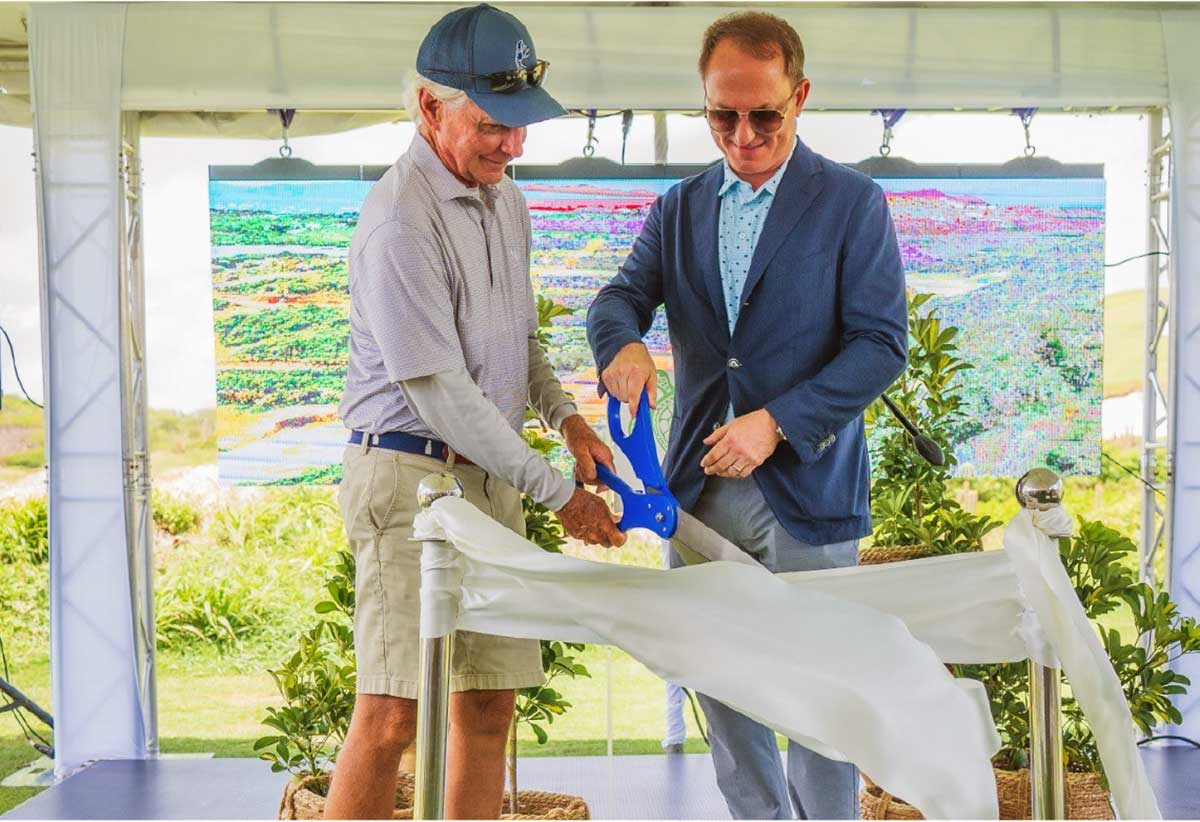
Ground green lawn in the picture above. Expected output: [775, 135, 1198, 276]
[0, 640, 707, 816]
[0, 399, 217, 473]
[1104, 288, 1164, 399]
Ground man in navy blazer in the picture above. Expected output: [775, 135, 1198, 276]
[586, 11, 907, 819]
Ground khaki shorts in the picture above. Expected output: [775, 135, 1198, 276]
[338, 443, 545, 698]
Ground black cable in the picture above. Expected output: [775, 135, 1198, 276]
[0, 323, 43, 409]
[1104, 251, 1169, 268]
[1137, 734, 1200, 748]
[0, 634, 54, 757]
[1100, 450, 1165, 498]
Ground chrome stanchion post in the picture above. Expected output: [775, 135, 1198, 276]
[414, 472, 464, 820]
[1016, 468, 1067, 820]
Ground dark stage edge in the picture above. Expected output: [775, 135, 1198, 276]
[1, 753, 731, 820]
[5, 747, 1198, 820]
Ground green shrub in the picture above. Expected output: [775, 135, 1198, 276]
[868, 294, 1000, 554]
[156, 488, 345, 653]
[256, 549, 355, 782]
[0, 497, 48, 565]
[152, 492, 201, 536]
[0, 559, 50, 660]
[958, 519, 1200, 779]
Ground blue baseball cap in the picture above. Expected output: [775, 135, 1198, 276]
[416, 4, 567, 128]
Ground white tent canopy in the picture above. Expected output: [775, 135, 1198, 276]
[0, 3, 1181, 136]
[16, 0, 1200, 786]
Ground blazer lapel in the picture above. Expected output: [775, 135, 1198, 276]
[692, 168, 729, 337]
[739, 142, 824, 304]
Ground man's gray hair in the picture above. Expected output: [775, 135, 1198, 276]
[404, 73, 469, 128]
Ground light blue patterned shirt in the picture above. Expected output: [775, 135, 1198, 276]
[717, 141, 796, 420]
[717, 141, 796, 335]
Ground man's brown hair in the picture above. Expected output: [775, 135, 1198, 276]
[698, 11, 805, 87]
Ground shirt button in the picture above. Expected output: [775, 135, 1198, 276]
[727, 358, 741, 369]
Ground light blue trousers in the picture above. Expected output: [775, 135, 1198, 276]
[669, 475, 860, 820]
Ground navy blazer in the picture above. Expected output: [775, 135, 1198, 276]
[586, 140, 908, 545]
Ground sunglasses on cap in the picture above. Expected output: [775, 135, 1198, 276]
[426, 60, 550, 94]
[704, 85, 802, 135]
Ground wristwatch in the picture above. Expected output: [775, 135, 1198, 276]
[776, 424, 788, 442]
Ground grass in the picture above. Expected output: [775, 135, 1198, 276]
[0, 398, 217, 474]
[0, 640, 706, 816]
[1103, 288, 1164, 399]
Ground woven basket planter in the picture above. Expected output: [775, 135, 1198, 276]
[858, 545, 932, 566]
[860, 768, 1113, 820]
[279, 771, 590, 820]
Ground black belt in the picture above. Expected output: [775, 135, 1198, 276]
[348, 430, 475, 466]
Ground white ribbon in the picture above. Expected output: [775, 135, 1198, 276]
[413, 511, 463, 640]
[424, 497, 1000, 819]
[413, 497, 1160, 819]
[1004, 508, 1161, 819]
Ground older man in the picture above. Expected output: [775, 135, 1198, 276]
[587, 11, 908, 820]
[324, 5, 623, 819]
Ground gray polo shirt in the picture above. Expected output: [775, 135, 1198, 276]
[340, 134, 538, 437]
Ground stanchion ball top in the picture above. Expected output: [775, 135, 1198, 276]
[418, 472, 465, 509]
[1015, 467, 1064, 511]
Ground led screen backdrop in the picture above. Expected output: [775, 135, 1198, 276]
[209, 159, 1103, 484]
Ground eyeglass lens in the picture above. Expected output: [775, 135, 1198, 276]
[705, 108, 786, 134]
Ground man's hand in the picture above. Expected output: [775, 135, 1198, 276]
[600, 342, 656, 414]
[561, 414, 615, 490]
[701, 409, 783, 478]
[556, 487, 626, 548]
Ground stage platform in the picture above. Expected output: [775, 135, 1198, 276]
[4, 747, 1199, 820]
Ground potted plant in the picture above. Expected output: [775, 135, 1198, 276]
[864, 293, 1000, 564]
[861, 519, 1200, 819]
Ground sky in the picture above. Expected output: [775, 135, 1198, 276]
[0, 110, 1153, 412]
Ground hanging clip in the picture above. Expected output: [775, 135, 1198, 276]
[271, 108, 297, 159]
[873, 109, 905, 157]
[1013, 108, 1037, 158]
[583, 109, 599, 158]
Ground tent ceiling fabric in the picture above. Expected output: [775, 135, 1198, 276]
[121, 3, 1168, 111]
[0, 2, 1179, 136]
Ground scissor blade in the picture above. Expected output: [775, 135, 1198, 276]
[672, 510, 760, 567]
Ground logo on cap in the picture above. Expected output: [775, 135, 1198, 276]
[514, 39, 531, 70]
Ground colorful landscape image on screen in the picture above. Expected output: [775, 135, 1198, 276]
[209, 170, 1102, 484]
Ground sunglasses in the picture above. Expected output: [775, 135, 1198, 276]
[425, 60, 549, 94]
[704, 86, 801, 135]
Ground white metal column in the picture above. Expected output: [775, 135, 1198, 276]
[31, 3, 150, 777]
[1164, 10, 1200, 738]
[119, 110, 158, 756]
[1140, 109, 1171, 591]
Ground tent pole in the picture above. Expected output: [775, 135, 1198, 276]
[1139, 107, 1170, 595]
[118, 110, 159, 756]
[413, 472, 463, 820]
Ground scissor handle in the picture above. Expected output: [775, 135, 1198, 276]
[594, 463, 677, 538]
[607, 391, 668, 495]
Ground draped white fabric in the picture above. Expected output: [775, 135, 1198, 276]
[29, 4, 149, 778]
[111, 4, 1171, 112]
[415, 499, 1161, 820]
[0, 4, 1188, 130]
[1163, 10, 1200, 744]
[415, 500, 1003, 820]
[1004, 509, 1160, 820]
